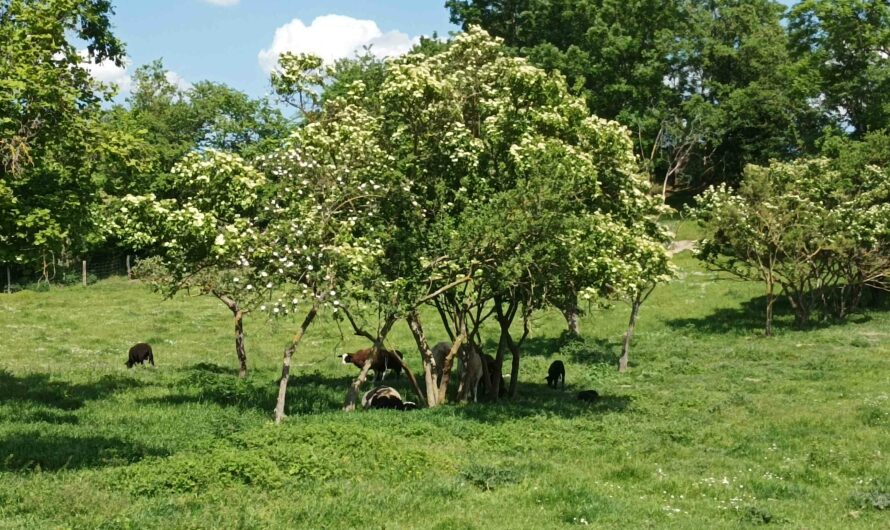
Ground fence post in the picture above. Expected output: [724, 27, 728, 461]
[126, 255, 131, 279]
[82, 260, 87, 287]
[5, 266, 10, 294]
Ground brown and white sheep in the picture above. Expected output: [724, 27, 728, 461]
[340, 348, 404, 382]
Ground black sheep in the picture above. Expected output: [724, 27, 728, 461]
[340, 348, 404, 382]
[577, 390, 599, 402]
[481, 353, 508, 398]
[362, 386, 417, 411]
[546, 360, 565, 388]
[126, 343, 154, 368]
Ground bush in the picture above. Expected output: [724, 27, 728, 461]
[692, 158, 890, 334]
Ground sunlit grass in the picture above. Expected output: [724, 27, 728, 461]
[0, 253, 887, 528]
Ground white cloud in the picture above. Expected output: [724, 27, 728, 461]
[258, 14, 419, 73]
[80, 51, 132, 92]
[79, 51, 191, 96]
[165, 70, 193, 92]
[202, 0, 240, 5]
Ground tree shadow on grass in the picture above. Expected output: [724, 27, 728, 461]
[0, 409, 79, 425]
[148, 363, 360, 416]
[480, 335, 619, 365]
[450, 381, 633, 423]
[662, 294, 878, 335]
[0, 370, 143, 411]
[149, 363, 631, 420]
[0, 432, 168, 472]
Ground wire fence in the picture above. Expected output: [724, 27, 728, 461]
[3, 254, 136, 293]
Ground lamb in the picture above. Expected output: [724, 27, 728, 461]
[362, 386, 417, 411]
[546, 360, 565, 388]
[340, 348, 404, 382]
[577, 390, 600, 402]
[126, 342, 154, 368]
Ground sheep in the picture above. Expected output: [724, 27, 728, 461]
[362, 386, 417, 411]
[126, 342, 154, 368]
[546, 360, 565, 388]
[481, 353, 507, 398]
[340, 348, 403, 382]
[458, 348, 484, 403]
[577, 390, 600, 402]
[430, 341, 452, 385]
[430, 341, 484, 401]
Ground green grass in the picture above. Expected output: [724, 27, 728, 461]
[662, 211, 703, 241]
[1, 254, 888, 529]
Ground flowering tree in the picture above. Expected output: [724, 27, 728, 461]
[235, 77, 439, 420]
[107, 150, 265, 376]
[369, 27, 672, 396]
[693, 157, 890, 334]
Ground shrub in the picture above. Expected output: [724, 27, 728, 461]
[692, 158, 890, 334]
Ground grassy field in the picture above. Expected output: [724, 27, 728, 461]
[0, 253, 888, 529]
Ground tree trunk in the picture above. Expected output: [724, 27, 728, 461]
[216, 293, 249, 377]
[233, 309, 248, 378]
[505, 331, 521, 398]
[565, 308, 581, 337]
[562, 292, 581, 337]
[407, 311, 439, 407]
[274, 305, 318, 424]
[392, 355, 427, 407]
[765, 279, 775, 337]
[437, 333, 465, 402]
[619, 297, 641, 373]
[490, 332, 507, 401]
[343, 316, 397, 411]
[344, 354, 376, 412]
[493, 296, 522, 399]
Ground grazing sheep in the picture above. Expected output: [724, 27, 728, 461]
[362, 386, 417, 411]
[577, 390, 600, 402]
[481, 353, 507, 398]
[126, 343, 154, 368]
[340, 348, 403, 382]
[546, 360, 565, 388]
[458, 348, 484, 402]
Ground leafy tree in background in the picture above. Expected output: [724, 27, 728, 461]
[447, 0, 819, 189]
[684, 0, 826, 187]
[789, 0, 890, 138]
[103, 60, 288, 198]
[0, 0, 123, 275]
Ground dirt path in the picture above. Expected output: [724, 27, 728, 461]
[668, 240, 696, 255]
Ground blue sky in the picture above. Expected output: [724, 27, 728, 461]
[89, 0, 458, 99]
[89, 0, 799, 100]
